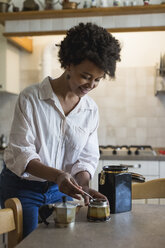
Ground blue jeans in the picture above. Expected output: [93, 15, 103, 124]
[0, 167, 72, 238]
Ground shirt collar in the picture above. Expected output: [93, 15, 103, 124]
[38, 76, 93, 111]
[39, 77, 55, 101]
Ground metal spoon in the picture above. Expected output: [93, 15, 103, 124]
[81, 190, 94, 200]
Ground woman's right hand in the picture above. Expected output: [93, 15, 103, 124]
[56, 172, 83, 200]
[26, 160, 83, 200]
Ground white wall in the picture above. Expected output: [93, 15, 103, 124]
[6, 43, 20, 93]
[20, 31, 165, 70]
[19, 31, 165, 147]
[115, 32, 165, 67]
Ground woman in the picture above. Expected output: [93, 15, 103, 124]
[0, 22, 121, 237]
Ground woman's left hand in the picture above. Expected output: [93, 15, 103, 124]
[74, 171, 108, 205]
[82, 186, 108, 206]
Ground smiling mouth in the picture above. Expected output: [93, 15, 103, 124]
[79, 86, 91, 94]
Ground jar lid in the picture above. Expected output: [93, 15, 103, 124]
[103, 165, 128, 172]
[54, 196, 78, 209]
[89, 198, 108, 207]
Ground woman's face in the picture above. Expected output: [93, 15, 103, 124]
[67, 60, 105, 97]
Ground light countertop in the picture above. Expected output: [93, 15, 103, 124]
[16, 204, 165, 248]
[100, 154, 165, 161]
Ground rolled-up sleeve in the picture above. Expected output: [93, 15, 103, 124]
[4, 92, 41, 177]
[71, 108, 100, 179]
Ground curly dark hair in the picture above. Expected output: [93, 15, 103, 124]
[58, 22, 121, 78]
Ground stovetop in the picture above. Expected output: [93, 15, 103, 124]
[99, 145, 157, 156]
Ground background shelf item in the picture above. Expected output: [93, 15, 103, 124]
[154, 67, 165, 96]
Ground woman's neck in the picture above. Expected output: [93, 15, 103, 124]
[49, 73, 80, 115]
[50, 73, 75, 101]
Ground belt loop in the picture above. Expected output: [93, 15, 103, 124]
[43, 181, 49, 193]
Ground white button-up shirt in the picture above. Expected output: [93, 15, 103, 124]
[4, 77, 100, 181]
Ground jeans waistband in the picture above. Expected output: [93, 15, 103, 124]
[2, 168, 56, 194]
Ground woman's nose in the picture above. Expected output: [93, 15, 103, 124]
[88, 80, 96, 88]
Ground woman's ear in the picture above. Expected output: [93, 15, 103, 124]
[66, 74, 71, 80]
[65, 65, 71, 80]
[66, 65, 71, 72]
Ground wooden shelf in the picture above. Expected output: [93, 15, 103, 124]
[7, 37, 33, 53]
[0, 4, 165, 24]
[155, 90, 165, 96]
[1, 4, 164, 51]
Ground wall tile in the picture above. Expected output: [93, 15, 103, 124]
[1, 65, 165, 147]
[114, 15, 140, 28]
[102, 16, 114, 28]
[29, 20, 40, 32]
[92, 66, 165, 146]
[52, 19, 64, 30]
[0, 92, 17, 140]
[140, 14, 153, 27]
[5, 20, 17, 33]
[18, 20, 29, 32]
[151, 14, 165, 26]
[40, 19, 53, 31]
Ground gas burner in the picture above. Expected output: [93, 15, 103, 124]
[99, 145, 156, 156]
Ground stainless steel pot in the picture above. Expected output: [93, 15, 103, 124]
[0, 1, 9, 12]
[37, 0, 59, 10]
[22, 0, 39, 11]
[39, 196, 82, 227]
[60, 0, 80, 9]
[52, 198, 80, 227]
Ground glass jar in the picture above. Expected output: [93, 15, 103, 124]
[87, 198, 110, 222]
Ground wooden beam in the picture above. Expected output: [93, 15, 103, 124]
[7, 37, 33, 53]
[107, 26, 165, 33]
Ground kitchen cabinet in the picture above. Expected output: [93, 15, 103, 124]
[90, 159, 164, 204]
[160, 161, 165, 178]
[91, 160, 160, 190]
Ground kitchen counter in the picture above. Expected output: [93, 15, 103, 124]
[1, 148, 165, 161]
[100, 154, 165, 161]
[16, 204, 165, 248]
[100, 147, 165, 161]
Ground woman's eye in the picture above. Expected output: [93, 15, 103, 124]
[82, 75, 90, 80]
[95, 79, 100, 82]
[81, 75, 101, 82]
